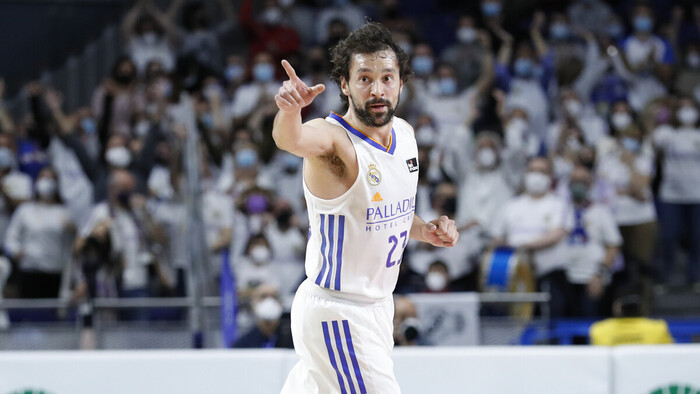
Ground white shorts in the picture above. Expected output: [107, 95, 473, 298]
[281, 279, 400, 394]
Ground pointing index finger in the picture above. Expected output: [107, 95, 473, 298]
[281, 60, 299, 81]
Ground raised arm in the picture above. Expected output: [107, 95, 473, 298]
[272, 60, 331, 158]
[0, 79, 15, 134]
[530, 11, 549, 59]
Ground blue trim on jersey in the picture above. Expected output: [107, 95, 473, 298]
[333, 320, 357, 394]
[322, 321, 348, 394]
[325, 215, 336, 289]
[328, 112, 396, 155]
[343, 320, 367, 393]
[335, 215, 345, 291]
[315, 214, 328, 286]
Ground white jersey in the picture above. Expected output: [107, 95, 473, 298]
[302, 112, 419, 300]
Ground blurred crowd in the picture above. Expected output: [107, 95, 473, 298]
[0, 0, 700, 342]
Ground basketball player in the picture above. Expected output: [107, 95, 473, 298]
[274, 23, 459, 393]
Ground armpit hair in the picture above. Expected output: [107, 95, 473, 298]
[319, 152, 346, 178]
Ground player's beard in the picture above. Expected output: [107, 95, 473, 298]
[350, 93, 399, 128]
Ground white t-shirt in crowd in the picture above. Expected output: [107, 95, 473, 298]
[226, 82, 279, 120]
[202, 189, 233, 275]
[491, 193, 574, 276]
[596, 147, 656, 225]
[81, 202, 147, 290]
[49, 138, 94, 227]
[127, 36, 175, 75]
[149, 199, 188, 269]
[4, 202, 73, 273]
[653, 125, 700, 203]
[565, 204, 622, 284]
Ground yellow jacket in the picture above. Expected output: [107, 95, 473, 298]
[589, 317, 674, 346]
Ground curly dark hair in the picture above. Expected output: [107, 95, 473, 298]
[329, 22, 413, 107]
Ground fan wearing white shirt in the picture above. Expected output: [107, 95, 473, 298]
[4, 167, 75, 299]
[653, 97, 700, 290]
[566, 165, 622, 317]
[491, 157, 574, 317]
[596, 124, 656, 301]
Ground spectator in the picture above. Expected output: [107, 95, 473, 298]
[175, 0, 237, 73]
[590, 294, 674, 345]
[493, 19, 553, 151]
[78, 170, 151, 302]
[565, 165, 622, 317]
[91, 57, 145, 137]
[652, 96, 700, 290]
[393, 296, 424, 346]
[672, 42, 700, 99]
[596, 124, 656, 303]
[235, 233, 277, 293]
[618, 4, 674, 111]
[233, 283, 293, 349]
[547, 88, 608, 153]
[567, 0, 614, 38]
[121, 0, 177, 75]
[491, 157, 574, 317]
[440, 15, 486, 89]
[423, 260, 451, 293]
[4, 167, 75, 299]
[315, 0, 365, 46]
[226, 51, 280, 126]
[240, 0, 301, 75]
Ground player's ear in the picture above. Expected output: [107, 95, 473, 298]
[399, 79, 403, 96]
[340, 76, 349, 97]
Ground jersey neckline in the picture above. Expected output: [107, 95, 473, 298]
[329, 112, 396, 155]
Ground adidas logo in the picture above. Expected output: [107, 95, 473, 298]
[371, 192, 383, 202]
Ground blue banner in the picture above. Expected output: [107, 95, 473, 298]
[220, 249, 237, 348]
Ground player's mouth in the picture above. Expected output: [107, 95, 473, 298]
[369, 103, 388, 112]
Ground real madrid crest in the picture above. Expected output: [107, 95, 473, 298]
[367, 163, 382, 186]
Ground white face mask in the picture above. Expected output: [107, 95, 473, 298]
[135, 121, 150, 137]
[677, 106, 699, 126]
[250, 245, 271, 264]
[425, 271, 447, 291]
[524, 172, 551, 195]
[507, 118, 528, 135]
[35, 178, 57, 199]
[477, 147, 497, 168]
[106, 147, 132, 168]
[611, 112, 632, 131]
[688, 52, 700, 69]
[254, 297, 283, 321]
[564, 99, 583, 117]
[457, 27, 477, 43]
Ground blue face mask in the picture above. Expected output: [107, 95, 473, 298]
[236, 149, 259, 168]
[550, 23, 569, 40]
[439, 78, 457, 96]
[514, 58, 533, 77]
[224, 65, 244, 82]
[481, 2, 501, 17]
[253, 63, 274, 82]
[621, 137, 640, 153]
[411, 56, 434, 76]
[200, 113, 214, 129]
[607, 24, 623, 38]
[81, 117, 97, 134]
[634, 16, 653, 33]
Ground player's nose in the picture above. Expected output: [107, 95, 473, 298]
[370, 80, 384, 97]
